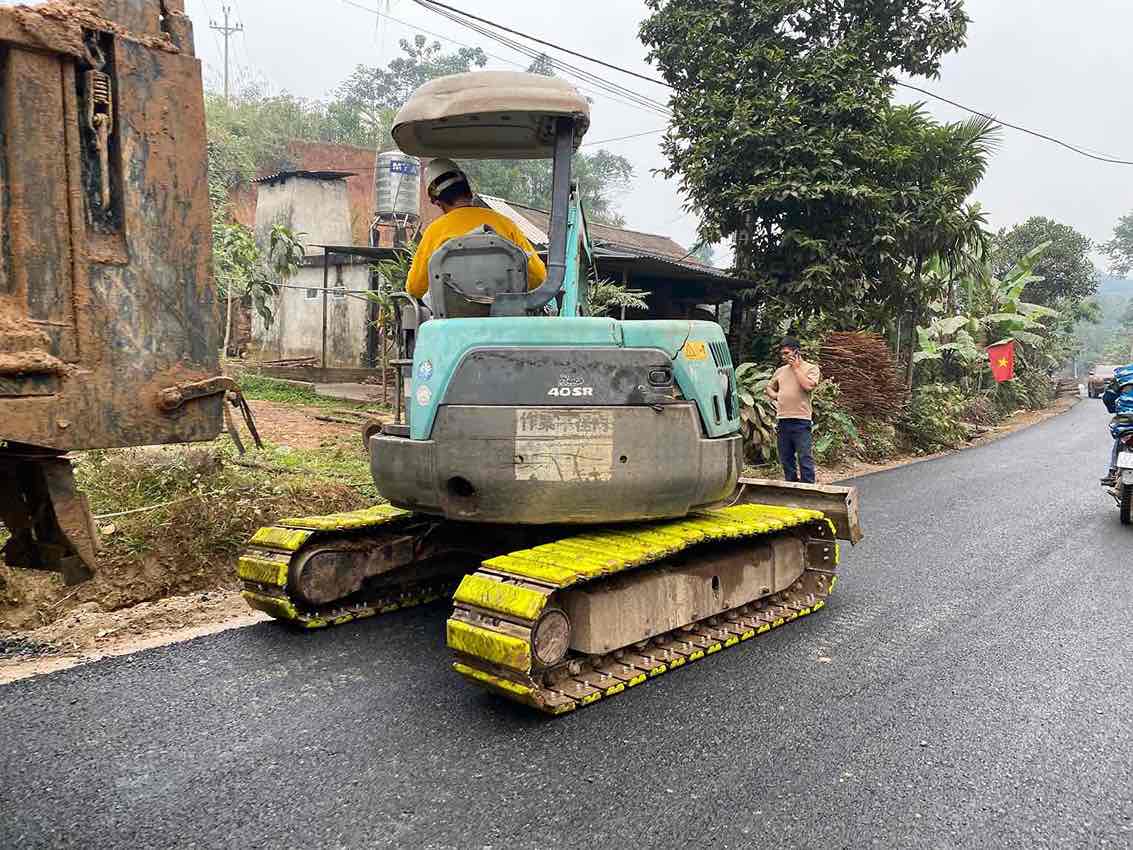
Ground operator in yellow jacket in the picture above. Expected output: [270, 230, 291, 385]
[405, 158, 547, 300]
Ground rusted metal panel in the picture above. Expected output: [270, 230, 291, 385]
[0, 0, 220, 451]
[3, 46, 78, 360]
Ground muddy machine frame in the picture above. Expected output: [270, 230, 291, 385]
[239, 71, 862, 714]
[0, 2, 222, 585]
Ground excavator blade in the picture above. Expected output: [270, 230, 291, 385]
[732, 477, 862, 544]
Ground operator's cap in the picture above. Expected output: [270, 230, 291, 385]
[425, 158, 469, 200]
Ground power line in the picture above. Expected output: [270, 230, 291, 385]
[337, 0, 669, 118]
[581, 128, 666, 147]
[413, 1, 671, 117]
[410, 0, 669, 89]
[411, 0, 1133, 168]
[893, 80, 1133, 167]
[198, 0, 228, 69]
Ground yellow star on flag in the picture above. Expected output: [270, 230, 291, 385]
[996, 357, 1009, 368]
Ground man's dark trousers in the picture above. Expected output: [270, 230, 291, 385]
[777, 417, 815, 483]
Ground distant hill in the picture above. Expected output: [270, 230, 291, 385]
[1098, 274, 1133, 297]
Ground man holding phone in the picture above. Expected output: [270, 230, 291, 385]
[765, 337, 822, 483]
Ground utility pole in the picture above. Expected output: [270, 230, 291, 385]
[209, 5, 243, 102]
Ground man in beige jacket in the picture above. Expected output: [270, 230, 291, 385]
[765, 336, 821, 483]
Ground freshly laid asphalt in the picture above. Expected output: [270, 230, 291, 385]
[2, 400, 1130, 849]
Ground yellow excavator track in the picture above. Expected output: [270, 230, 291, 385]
[238, 502, 839, 716]
[447, 503, 838, 714]
[237, 504, 457, 628]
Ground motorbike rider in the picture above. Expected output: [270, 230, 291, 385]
[1100, 363, 1133, 486]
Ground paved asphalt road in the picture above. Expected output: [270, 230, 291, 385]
[2, 400, 1131, 849]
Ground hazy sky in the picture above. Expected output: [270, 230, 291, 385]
[12, 1, 1133, 263]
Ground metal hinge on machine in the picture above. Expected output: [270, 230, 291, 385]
[157, 376, 264, 453]
[83, 33, 114, 211]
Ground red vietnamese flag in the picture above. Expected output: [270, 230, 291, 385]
[987, 340, 1015, 382]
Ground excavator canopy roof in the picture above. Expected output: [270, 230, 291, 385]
[392, 71, 591, 160]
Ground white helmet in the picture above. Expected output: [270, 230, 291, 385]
[424, 158, 469, 200]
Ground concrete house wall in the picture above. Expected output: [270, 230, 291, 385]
[251, 175, 371, 367]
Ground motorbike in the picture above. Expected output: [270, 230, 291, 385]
[1108, 432, 1133, 526]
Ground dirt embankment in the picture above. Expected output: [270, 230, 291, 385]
[0, 400, 377, 668]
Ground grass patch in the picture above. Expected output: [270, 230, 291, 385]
[235, 372, 382, 411]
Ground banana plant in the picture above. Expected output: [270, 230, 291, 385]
[915, 240, 1061, 365]
[734, 363, 778, 463]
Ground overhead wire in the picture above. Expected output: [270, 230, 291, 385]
[337, 0, 669, 118]
[409, 0, 1133, 167]
[412, 0, 671, 118]
[892, 80, 1133, 167]
[580, 127, 667, 147]
[410, 0, 670, 89]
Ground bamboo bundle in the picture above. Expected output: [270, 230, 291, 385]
[820, 332, 908, 421]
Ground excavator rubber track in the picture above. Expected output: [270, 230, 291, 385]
[447, 503, 838, 715]
[238, 504, 459, 628]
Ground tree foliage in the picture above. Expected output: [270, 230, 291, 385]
[992, 217, 1097, 305]
[640, 0, 983, 319]
[335, 35, 489, 146]
[204, 39, 634, 226]
[1103, 210, 1133, 278]
[914, 242, 1076, 384]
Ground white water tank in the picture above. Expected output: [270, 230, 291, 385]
[374, 151, 421, 218]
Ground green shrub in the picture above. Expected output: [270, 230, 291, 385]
[962, 392, 1002, 426]
[899, 384, 971, 453]
[993, 377, 1032, 415]
[811, 381, 860, 465]
[734, 363, 778, 464]
[854, 417, 899, 462]
[1017, 370, 1054, 410]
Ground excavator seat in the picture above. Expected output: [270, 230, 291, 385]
[426, 226, 529, 318]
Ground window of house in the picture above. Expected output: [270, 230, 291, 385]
[305, 287, 319, 300]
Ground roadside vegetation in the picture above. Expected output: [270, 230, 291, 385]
[640, 0, 1127, 470]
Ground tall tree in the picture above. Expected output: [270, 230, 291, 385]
[639, 0, 974, 319]
[1103, 210, 1133, 278]
[992, 217, 1098, 305]
[333, 35, 489, 145]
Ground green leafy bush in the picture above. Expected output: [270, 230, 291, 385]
[992, 378, 1031, 415]
[734, 363, 778, 463]
[811, 381, 860, 465]
[855, 418, 899, 462]
[1018, 370, 1055, 409]
[899, 384, 971, 453]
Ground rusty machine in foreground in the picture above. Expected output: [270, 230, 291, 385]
[0, 2, 223, 585]
[239, 71, 864, 715]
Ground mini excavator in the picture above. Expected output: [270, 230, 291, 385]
[239, 71, 862, 714]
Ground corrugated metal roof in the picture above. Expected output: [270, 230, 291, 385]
[474, 193, 752, 289]
[592, 247, 747, 285]
[254, 170, 357, 185]
[476, 195, 550, 245]
[487, 196, 704, 263]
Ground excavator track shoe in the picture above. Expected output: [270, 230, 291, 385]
[238, 504, 456, 628]
[448, 503, 839, 714]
